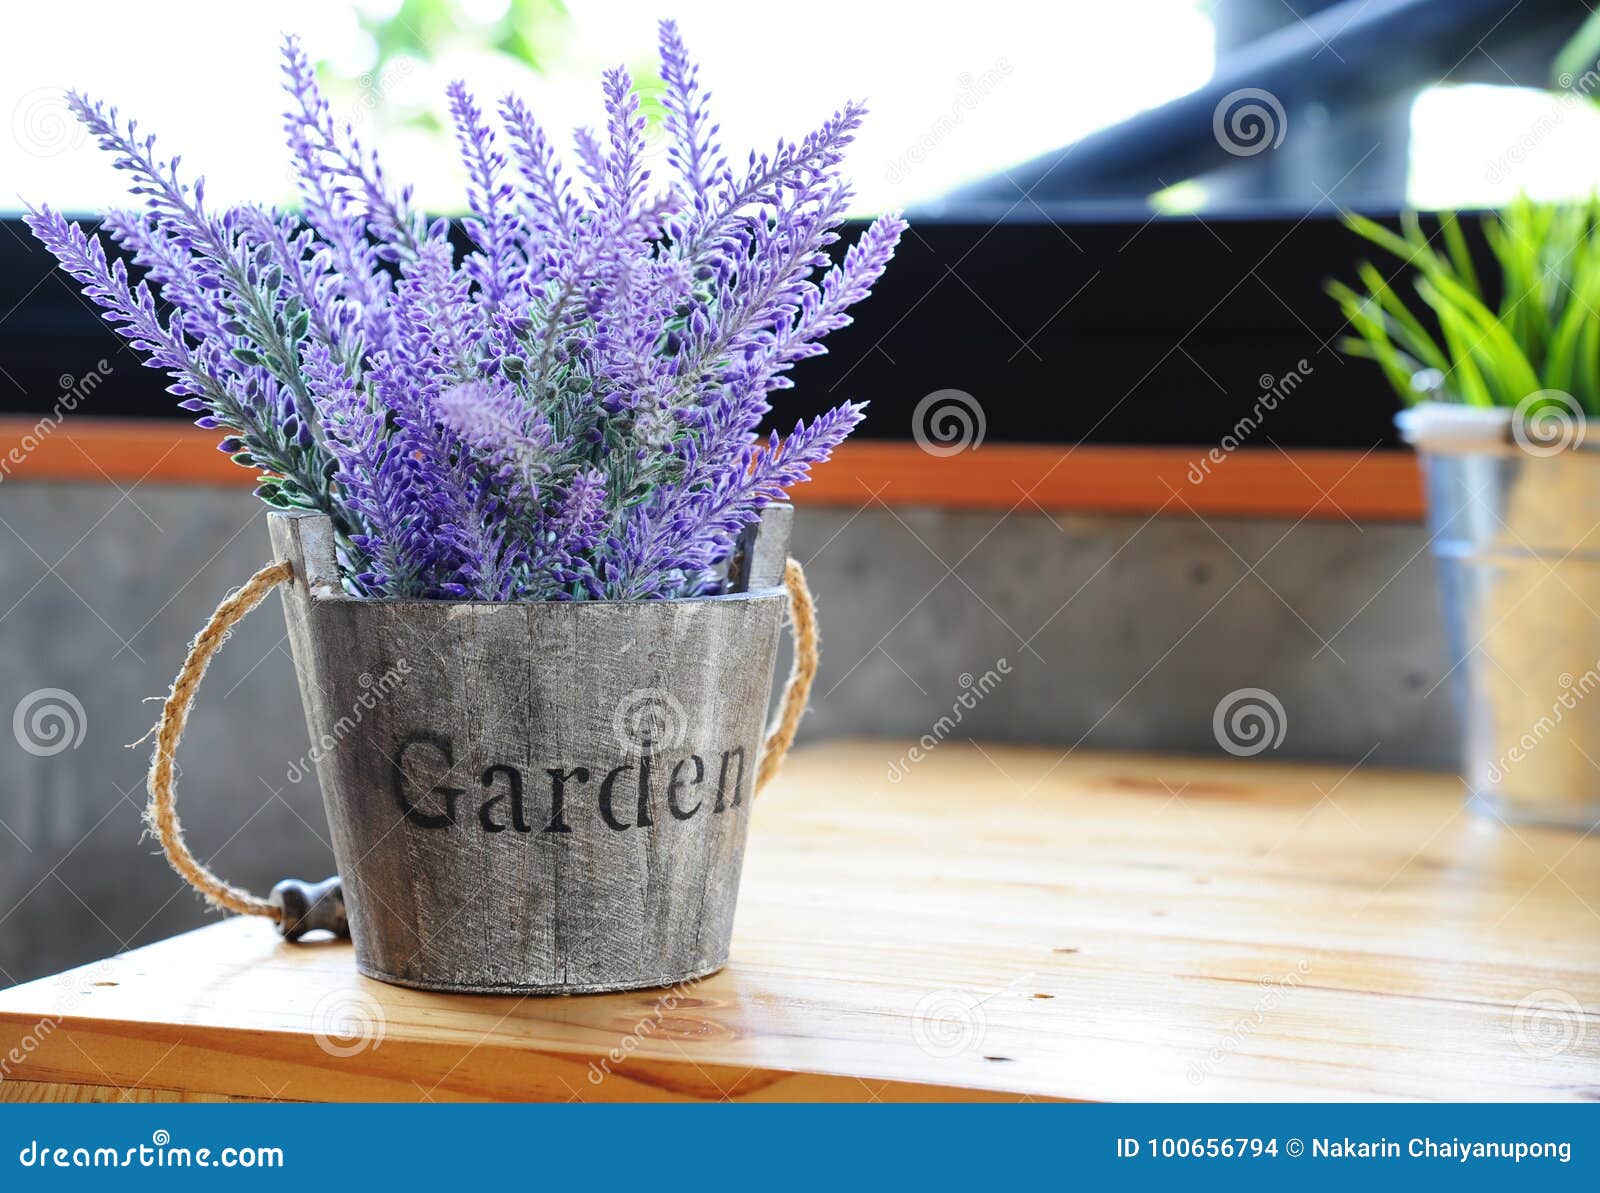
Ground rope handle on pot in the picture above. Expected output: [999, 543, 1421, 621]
[144, 556, 817, 940]
[145, 559, 295, 927]
[756, 556, 817, 796]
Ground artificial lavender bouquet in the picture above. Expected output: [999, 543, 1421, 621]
[29, 21, 903, 600]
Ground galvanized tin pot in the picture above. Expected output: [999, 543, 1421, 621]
[267, 506, 792, 994]
[1401, 402, 1600, 831]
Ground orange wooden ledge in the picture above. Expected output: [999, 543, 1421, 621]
[0, 416, 1425, 520]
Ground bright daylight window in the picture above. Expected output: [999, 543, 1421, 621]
[7, 1, 1600, 218]
[4, 0, 1216, 216]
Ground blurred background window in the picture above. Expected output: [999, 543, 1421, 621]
[3, 0, 1597, 447]
[6, 0, 1217, 217]
[6, 0, 1595, 219]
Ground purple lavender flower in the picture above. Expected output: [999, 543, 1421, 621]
[29, 21, 905, 600]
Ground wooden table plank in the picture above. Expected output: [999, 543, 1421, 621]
[1, 741, 1596, 1102]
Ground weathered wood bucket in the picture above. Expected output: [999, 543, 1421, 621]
[147, 504, 806, 996]
[266, 508, 798, 994]
[264, 507, 797, 994]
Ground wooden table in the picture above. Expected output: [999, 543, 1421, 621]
[1, 741, 1596, 1102]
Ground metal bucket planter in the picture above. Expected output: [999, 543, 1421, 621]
[265, 507, 797, 993]
[147, 504, 805, 996]
[1401, 402, 1600, 831]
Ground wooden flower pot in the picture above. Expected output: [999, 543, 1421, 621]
[266, 506, 793, 994]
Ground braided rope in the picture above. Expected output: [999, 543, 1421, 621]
[145, 555, 817, 915]
[145, 560, 293, 920]
[756, 558, 816, 796]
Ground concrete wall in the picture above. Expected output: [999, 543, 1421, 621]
[0, 482, 1458, 984]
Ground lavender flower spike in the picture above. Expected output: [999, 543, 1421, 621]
[30, 24, 904, 601]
